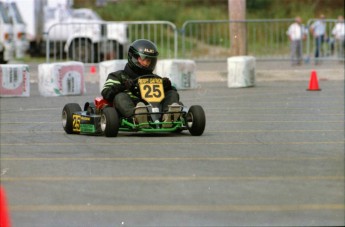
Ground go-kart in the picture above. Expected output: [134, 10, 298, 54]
[62, 75, 206, 137]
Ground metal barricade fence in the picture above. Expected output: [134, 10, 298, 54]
[45, 19, 343, 63]
[45, 21, 177, 64]
[125, 21, 178, 59]
[306, 19, 344, 62]
[181, 19, 295, 61]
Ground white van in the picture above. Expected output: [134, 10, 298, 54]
[72, 8, 128, 59]
[12, 0, 113, 63]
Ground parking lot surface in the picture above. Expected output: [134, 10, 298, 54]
[0, 61, 344, 226]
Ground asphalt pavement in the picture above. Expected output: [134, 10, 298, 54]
[0, 60, 344, 226]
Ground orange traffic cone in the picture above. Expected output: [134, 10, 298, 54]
[0, 186, 11, 227]
[307, 70, 321, 91]
[90, 65, 96, 74]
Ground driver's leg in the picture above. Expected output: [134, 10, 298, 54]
[161, 90, 180, 112]
[114, 92, 135, 118]
[162, 90, 181, 128]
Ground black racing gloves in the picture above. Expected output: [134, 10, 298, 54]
[162, 77, 172, 91]
[123, 79, 134, 91]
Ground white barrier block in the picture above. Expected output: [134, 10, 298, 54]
[38, 62, 85, 97]
[155, 59, 197, 89]
[99, 60, 127, 92]
[0, 64, 30, 97]
[227, 56, 256, 88]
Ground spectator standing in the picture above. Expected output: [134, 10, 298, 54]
[331, 15, 345, 60]
[310, 14, 327, 64]
[287, 16, 306, 65]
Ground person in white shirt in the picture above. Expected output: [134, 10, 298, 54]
[310, 14, 327, 64]
[332, 15, 345, 60]
[287, 16, 306, 65]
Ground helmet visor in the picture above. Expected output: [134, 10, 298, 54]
[135, 53, 157, 71]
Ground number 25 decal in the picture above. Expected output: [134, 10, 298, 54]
[139, 81, 165, 103]
[143, 84, 162, 99]
[72, 114, 81, 132]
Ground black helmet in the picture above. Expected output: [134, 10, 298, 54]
[128, 39, 159, 74]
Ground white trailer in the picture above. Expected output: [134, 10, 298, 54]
[0, 1, 14, 63]
[11, 0, 46, 56]
[5, 1, 29, 59]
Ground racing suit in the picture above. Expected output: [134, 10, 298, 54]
[101, 63, 179, 118]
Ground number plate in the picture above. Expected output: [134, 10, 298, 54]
[72, 114, 81, 132]
[138, 78, 165, 103]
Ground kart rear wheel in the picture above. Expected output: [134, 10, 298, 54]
[186, 105, 206, 136]
[62, 103, 82, 134]
[101, 107, 120, 137]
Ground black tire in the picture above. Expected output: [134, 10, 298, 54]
[68, 39, 93, 63]
[104, 41, 123, 60]
[100, 107, 120, 137]
[186, 105, 206, 136]
[0, 50, 7, 64]
[62, 103, 82, 134]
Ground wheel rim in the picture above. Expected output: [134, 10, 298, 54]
[101, 114, 107, 131]
[186, 112, 194, 128]
[62, 110, 67, 127]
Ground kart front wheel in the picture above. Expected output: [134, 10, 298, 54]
[186, 105, 206, 136]
[101, 107, 120, 137]
[62, 103, 82, 134]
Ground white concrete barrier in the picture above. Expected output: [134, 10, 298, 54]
[0, 64, 30, 97]
[227, 56, 256, 88]
[155, 59, 197, 89]
[99, 60, 127, 92]
[38, 62, 85, 97]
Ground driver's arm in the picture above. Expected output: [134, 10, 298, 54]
[101, 72, 126, 102]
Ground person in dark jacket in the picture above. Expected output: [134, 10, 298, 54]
[101, 39, 180, 127]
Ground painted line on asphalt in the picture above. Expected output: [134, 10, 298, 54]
[1, 156, 342, 161]
[0, 107, 60, 112]
[0, 122, 61, 124]
[2, 175, 343, 182]
[199, 101, 344, 106]
[209, 120, 344, 123]
[208, 113, 344, 116]
[206, 107, 344, 110]
[0, 129, 343, 134]
[9, 203, 345, 212]
[0, 131, 63, 134]
[207, 129, 343, 133]
[0, 141, 343, 146]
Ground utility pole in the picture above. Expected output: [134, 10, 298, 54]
[228, 0, 247, 56]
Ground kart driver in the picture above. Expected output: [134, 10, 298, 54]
[101, 39, 181, 127]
